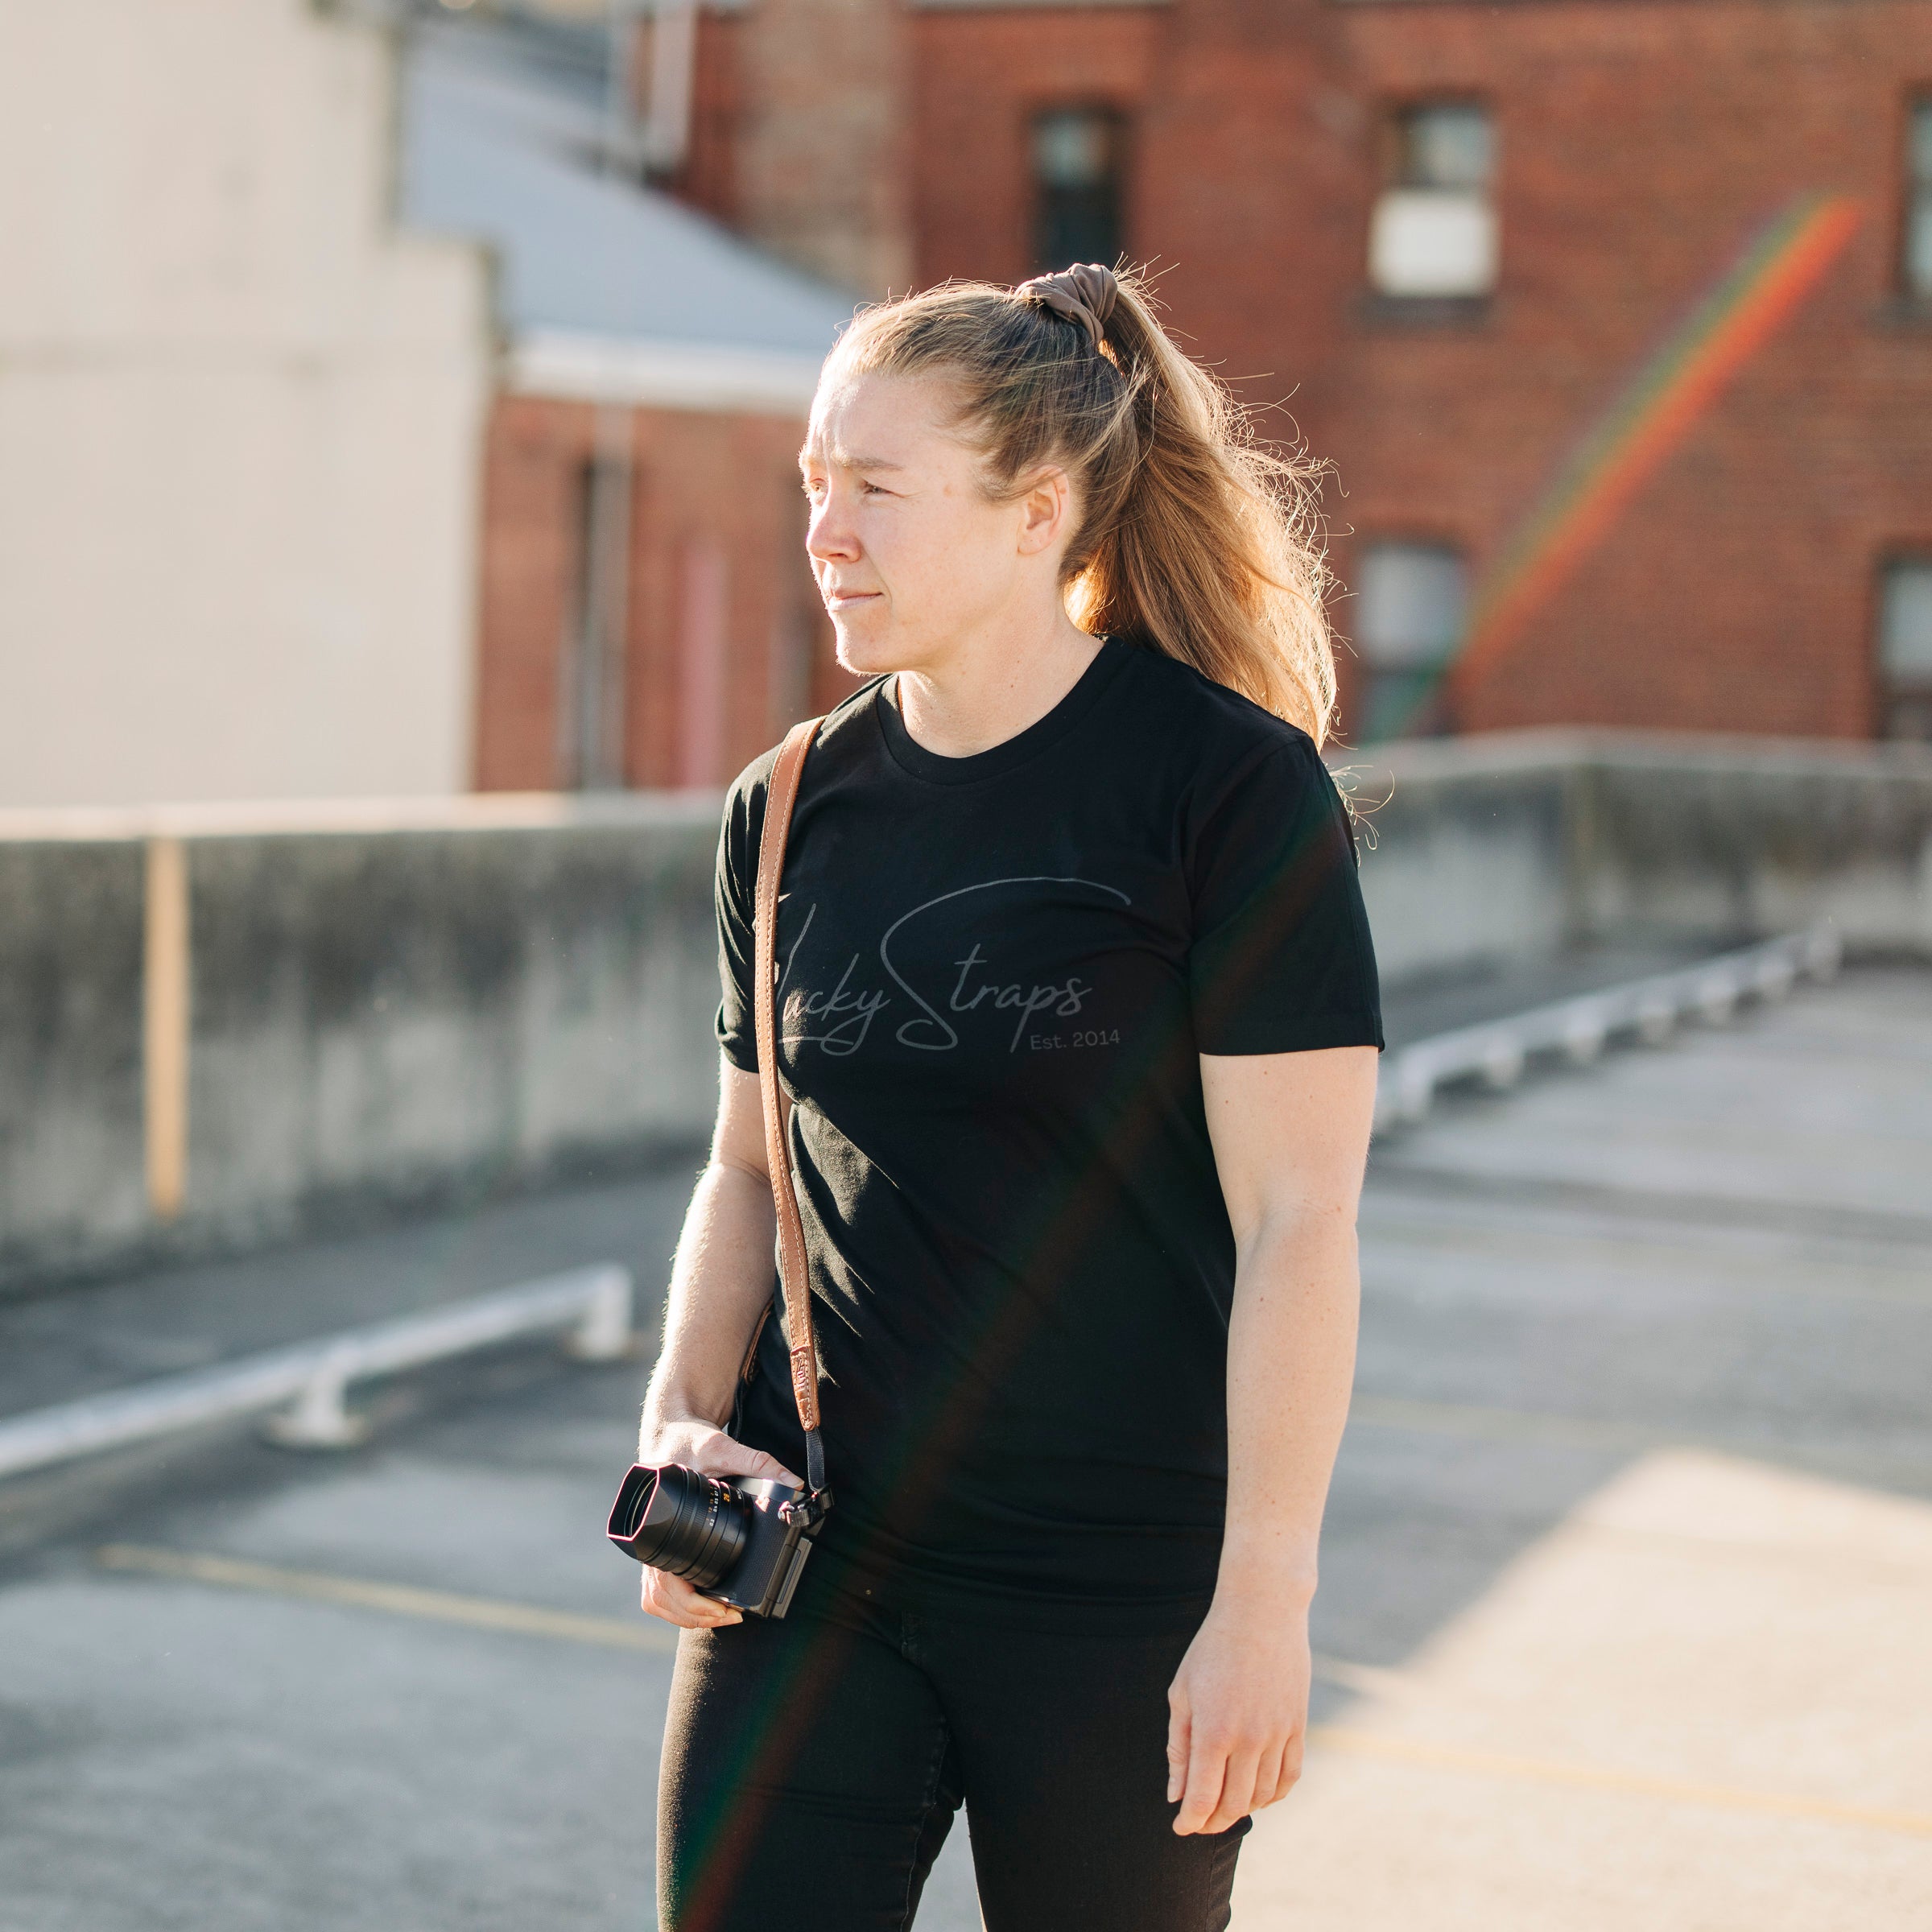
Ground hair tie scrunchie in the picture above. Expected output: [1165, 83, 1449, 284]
[1014, 262, 1118, 353]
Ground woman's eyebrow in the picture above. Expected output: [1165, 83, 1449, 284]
[801, 447, 907, 475]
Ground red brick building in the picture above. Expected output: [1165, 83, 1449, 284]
[667, 0, 1932, 745]
[405, 9, 861, 795]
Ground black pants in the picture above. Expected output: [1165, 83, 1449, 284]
[656, 1569, 1245, 1932]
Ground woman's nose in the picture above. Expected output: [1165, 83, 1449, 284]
[807, 496, 858, 564]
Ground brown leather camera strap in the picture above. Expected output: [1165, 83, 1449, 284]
[752, 716, 827, 1492]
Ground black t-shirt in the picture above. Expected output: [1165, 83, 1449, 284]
[718, 638, 1383, 1616]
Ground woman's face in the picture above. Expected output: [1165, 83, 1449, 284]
[799, 367, 1069, 681]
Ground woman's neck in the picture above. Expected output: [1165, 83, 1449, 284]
[890, 609, 1104, 759]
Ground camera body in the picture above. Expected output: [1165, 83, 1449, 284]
[607, 1463, 826, 1620]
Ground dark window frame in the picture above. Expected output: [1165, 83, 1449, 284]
[1028, 103, 1129, 276]
[1875, 549, 1932, 742]
[1364, 94, 1499, 326]
[1348, 533, 1473, 742]
[1897, 91, 1932, 302]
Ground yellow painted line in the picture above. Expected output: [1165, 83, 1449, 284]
[96, 1543, 678, 1654]
[1306, 1725, 1932, 1840]
[96, 1545, 1930, 1841]
[142, 836, 191, 1221]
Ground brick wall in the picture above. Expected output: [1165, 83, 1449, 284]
[1327, 0, 1932, 740]
[474, 395, 851, 792]
[548, 0, 1932, 762]
[662, 9, 745, 229]
[901, 0, 1932, 742]
[909, 5, 1168, 288]
[734, 0, 914, 295]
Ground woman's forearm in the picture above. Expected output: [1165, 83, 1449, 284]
[639, 1158, 778, 1448]
[1216, 1205, 1360, 1608]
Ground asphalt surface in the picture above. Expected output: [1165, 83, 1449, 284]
[2, 965, 1927, 1929]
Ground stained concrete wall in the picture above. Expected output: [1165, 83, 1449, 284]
[0, 840, 149, 1286]
[1347, 731, 1932, 978]
[0, 795, 720, 1294]
[2, 732, 1930, 1294]
[1332, 740, 1583, 989]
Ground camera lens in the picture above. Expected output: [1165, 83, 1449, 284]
[607, 1464, 750, 1589]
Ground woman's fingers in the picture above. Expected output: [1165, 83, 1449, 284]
[1249, 1738, 1288, 1812]
[1165, 1698, 1191, 1808]
[723, 1444, 804, 1486]
[1260, 1730, 1304, 1810]
[1203, 1743, 1263, 1835]
[638, 1419, 801, 1490]
[1165, 1604, 1314, 1831]
[683, 1429, 802, 1488]
[1173, 1732, 1227, 1835]
[639, 1567, 741, 1630]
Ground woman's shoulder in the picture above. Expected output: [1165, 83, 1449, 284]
[1113, 640, 1327, 783]
[722, 677, 887, 811]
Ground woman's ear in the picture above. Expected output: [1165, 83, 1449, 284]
[1014, 466, 1073, 558]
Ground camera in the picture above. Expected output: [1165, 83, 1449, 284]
[606, 1463, 826, 1620]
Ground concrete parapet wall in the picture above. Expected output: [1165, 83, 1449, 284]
[0, 795, 720, 1294]
[1350, 731, 1932, 980]
[3, 733, 1930, 1294]
[1576, 739, 1932, 955]
[1332, 741, 1584, 987]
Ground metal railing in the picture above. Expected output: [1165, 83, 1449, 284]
[0, 1264, 634, 1480]
[1375, 929, 1841, 1130]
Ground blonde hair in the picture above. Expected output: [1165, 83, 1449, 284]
[825, 268, 1337, 745]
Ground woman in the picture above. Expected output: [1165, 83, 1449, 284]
[638, 263, 1381, 1932]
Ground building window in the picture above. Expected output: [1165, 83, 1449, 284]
[1905, 99, 1932, 299]
[1033, 109, 1122, 273]
[1878, 556, 1932, 740]
[1368, 102, 1497, 301]
[559, 450, 632, 790]
[1355, 540, 1468, 739]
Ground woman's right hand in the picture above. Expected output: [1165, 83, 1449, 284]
[634, 1417, 803, 1630]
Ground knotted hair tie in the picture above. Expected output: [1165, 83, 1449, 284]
[1014, 262, 1119, 353]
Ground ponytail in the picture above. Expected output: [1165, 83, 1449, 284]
[826, 266, 1336, 745]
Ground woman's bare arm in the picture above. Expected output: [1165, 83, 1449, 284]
[634, 1056, 798, 1629]
[1166, 1043, 1377, 1834]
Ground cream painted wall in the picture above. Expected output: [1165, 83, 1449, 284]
[0, 1, 493, 807]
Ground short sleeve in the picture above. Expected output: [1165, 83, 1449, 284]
[1187, 739, 1384, 1055]
[713, 769, 765, 1072]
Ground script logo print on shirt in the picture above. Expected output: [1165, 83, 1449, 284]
[778, 875, 1131, 1057]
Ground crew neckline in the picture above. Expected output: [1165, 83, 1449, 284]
[874, 636, 1131, 786]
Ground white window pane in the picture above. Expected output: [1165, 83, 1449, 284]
[1880, 562, 1932, 681]
[1358, 543, 1468, 669]
[1034, 111, 1108, 190]
[1405, 105, 1493, 191]
[1370, 189, 1497, 298]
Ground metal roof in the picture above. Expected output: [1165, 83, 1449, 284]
[398, 17, 856, 411]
